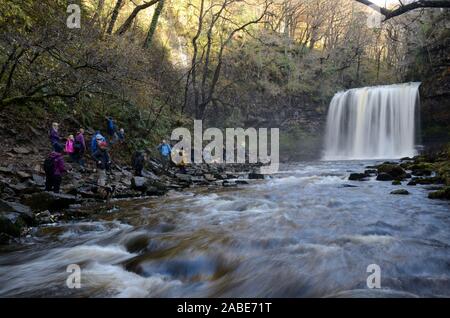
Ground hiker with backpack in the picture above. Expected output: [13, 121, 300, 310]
[157, 139, 172, 171]
[44, 143, 66, 193]
[73, 128, 87, 169]
[91, 131, 105, 154]
[107, 117, 116, 139]
[93, 141, 112, 171]
[49, 122, 61, 151]
[132, 151, 146, 177]
[65, 134, 75, 161]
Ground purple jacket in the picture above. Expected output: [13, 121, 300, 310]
[49, 128, 60, 145]
[49, 152, 65, 176]
[75, 133, 86, 150]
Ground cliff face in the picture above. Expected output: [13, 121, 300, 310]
[419, 67, 450, 149]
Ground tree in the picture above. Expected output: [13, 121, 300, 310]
[355, 0, 450, 21]
[116, 0, 161, 35]
[107, 0, 124, 34]
[144, 0, 165, 48]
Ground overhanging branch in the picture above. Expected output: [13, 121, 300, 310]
[355, 0, 450, 21]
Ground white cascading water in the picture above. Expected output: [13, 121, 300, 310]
[323, 83, 421, 160]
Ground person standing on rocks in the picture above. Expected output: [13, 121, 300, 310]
[44, 143, 65, 193]
[49, 122, 61, 151]
[74, 128, 87, 169]
[91, 131, 105, 154]
[107, 117, 116, 139]
[65, 134, 75, 161]
[157, 139, 172, 171]
[93, 141, 112, 172]
[132, 151, 146, 177]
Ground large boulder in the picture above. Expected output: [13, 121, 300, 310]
[0, 200, 33, 219]
[0, 215, 21, 240]
[0, 200, 35, 241]
[349, 173, 369, 181]
[25, 192, 81, 211]
[131, 176, 169, 195]
[377, 164, 406, 179]
[428, 187, 450, 200]
[376, 173, 394, 181]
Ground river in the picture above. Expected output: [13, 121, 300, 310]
[0, 161, 449, 297]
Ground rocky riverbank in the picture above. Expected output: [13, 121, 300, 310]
[0, 149, 265, 245]
[348, 145, 450, 199]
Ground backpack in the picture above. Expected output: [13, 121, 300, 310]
[44, 156, 55, 176]
[107, 119, 115, 135]
[74, 139, 83, 153]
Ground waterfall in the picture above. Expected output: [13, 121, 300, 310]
[323, 83, 421, 160]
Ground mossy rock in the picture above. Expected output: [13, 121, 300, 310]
[428, 187, 450, 200]
[0, 215, 22, 238]
[391, 189, 409, 195]
[377, 164, 406, 179]
[409, 162, 436, 171]
[392, 180, 402, 186]
[411, 177, 444, 185]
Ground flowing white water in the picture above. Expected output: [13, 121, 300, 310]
[323, 83, 421, 160]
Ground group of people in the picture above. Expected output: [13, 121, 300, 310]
[45, 118, 125, 193]
[43, 117, 181, 195]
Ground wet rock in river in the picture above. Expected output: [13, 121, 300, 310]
[377, 164, 406, 179]
[428, 187, 450, 200]
[391, 189, 410, 195]
[364, 169, 377, 176]
[349, 173, 369, 181]
[248, 173, 265, 180]
[376, 173, 394, 181]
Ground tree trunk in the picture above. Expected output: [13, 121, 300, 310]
[144, 0, 165, 48]
[107, 0, 123, 35]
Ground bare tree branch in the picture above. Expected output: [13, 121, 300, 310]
[355, 0, 450, 20]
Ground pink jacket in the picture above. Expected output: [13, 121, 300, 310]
[65, 139, 74, 154]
